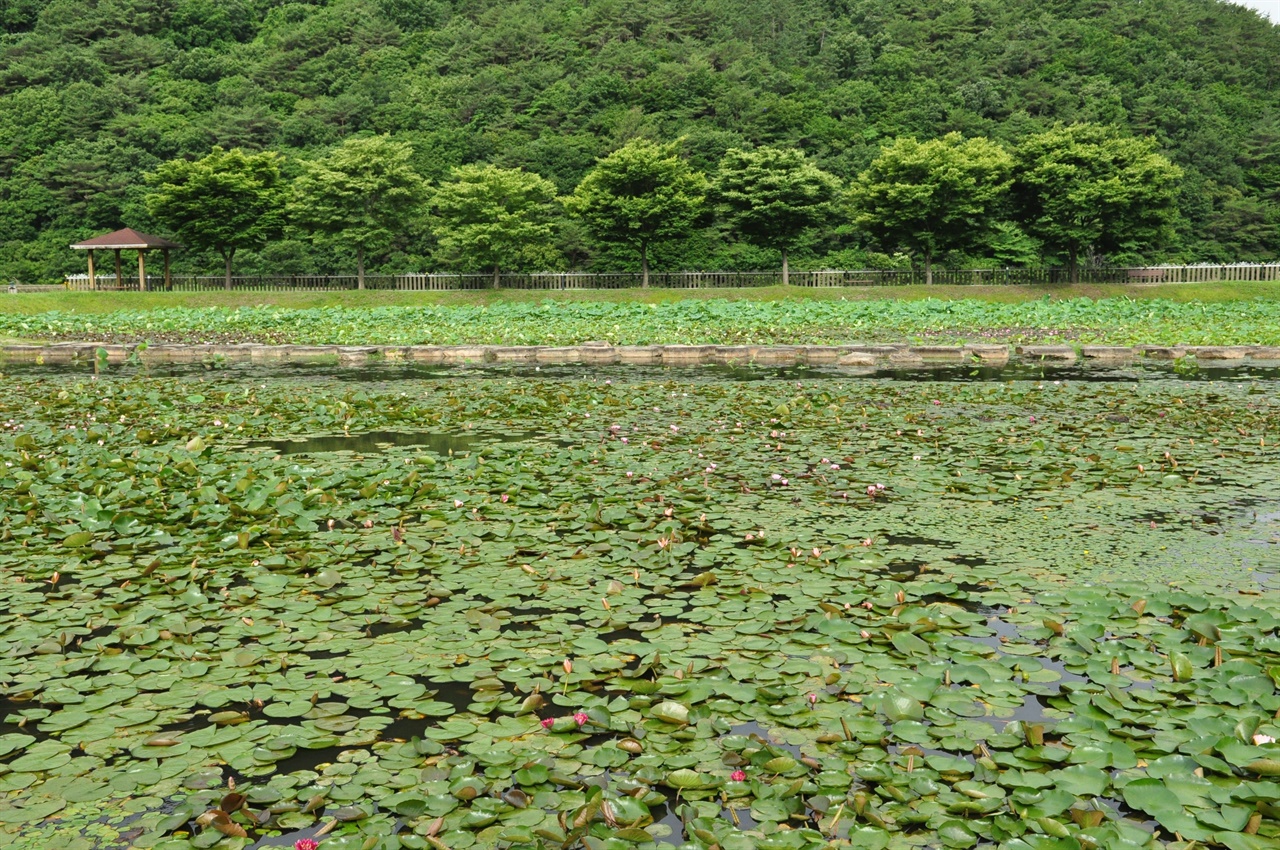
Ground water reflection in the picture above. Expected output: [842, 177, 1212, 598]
[246, 429, 536, 455]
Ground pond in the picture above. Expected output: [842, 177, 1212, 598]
[0, 363, 1278, 850]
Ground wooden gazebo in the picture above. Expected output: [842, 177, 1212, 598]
[70, 228, 181, 291]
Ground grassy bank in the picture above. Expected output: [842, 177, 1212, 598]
[3, 283, 1280, 346]
[5, 281, 1280, 314]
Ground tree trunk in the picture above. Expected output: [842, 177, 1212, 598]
[1068, 246, 1079, 285]
[223, 251, 234, 291]
[924, 251, 933, 286]
[782, 247, 789, 287]
[493, 265, 501, 289]
[641, 245, 650, 288]
[357, 246, 365, 290]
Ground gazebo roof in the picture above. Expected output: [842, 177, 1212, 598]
[70, 228, 182, 250]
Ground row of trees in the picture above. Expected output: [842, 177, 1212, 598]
[144, 123, 1180, 288]
[5, 0, 1279, 282]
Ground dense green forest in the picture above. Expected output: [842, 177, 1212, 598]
[2, 0, 1279, 282]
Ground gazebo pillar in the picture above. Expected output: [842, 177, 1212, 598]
[70, 229, 182, 290]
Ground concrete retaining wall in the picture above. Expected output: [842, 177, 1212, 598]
[2, 342, 1276, 368]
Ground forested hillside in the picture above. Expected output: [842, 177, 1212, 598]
[3, 0, 1279, 282]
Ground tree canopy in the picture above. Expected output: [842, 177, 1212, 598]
[144, 146, 284, 288]
[3, 0, 1278, 281]
[431, 165, 560, 286]
[849, 134, 1014, 283]
[714, 148, 841, 284]
[1013, 124, 1184, 282]
[287, 135, 426, 288]
[565, 139, 707, 286]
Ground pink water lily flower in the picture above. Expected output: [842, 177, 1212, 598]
[295, 840, 319, 850]
[541, 718, 554, 729]
[1254, 733, 1276, 745]
[730, 770, 747, 782]
[574, 712, 589, 726]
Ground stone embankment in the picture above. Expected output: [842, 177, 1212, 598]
[2, 342, 1277, 367]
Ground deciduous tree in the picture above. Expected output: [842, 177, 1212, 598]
[145, 146, 285, 289]
[713, 147, 841, 285]
[288, 135, 426, 289]
[565, 139, 707, 287]
[1014, 124, 1183, 282]
[849, 134, 1014, 284]
[430, 165, 559, 287]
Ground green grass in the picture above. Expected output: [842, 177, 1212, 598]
[4, 283, 1280, 346]
[5, 281, 1280, 315]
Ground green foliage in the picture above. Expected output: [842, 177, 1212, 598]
[144, 146, 285, 288]
[430, 165, 560, 284]
[850, 134, 1014, 283]
[1014, 124, 1184, 282]
[3, 0, 1280, 281]
[288, 136, 427, 287]
[713, 147, 841, 282]
[7, 295, 1280, 346]
[2, 367, 1280, 847]
[565, 139, 708, 285]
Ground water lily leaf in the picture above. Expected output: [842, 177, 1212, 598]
[650, 701, 689, 725]
[1046, 765, 1108, 797]
[936, 820, 977, 848]
[846, 828, 890, 850]
[62, 531, 93, 548]
[1121, 778, 1181, 817]
[1170, 651, 1194, 682]
[0, 735, 34, 757]
[891, 631, 930, 656]
[664, 769, 706, 789]
[882, 690, 924, 722]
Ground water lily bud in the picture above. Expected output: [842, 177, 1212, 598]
[563, 659, 573, 675]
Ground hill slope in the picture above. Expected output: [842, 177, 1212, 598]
[3, 0, 1279, 280]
